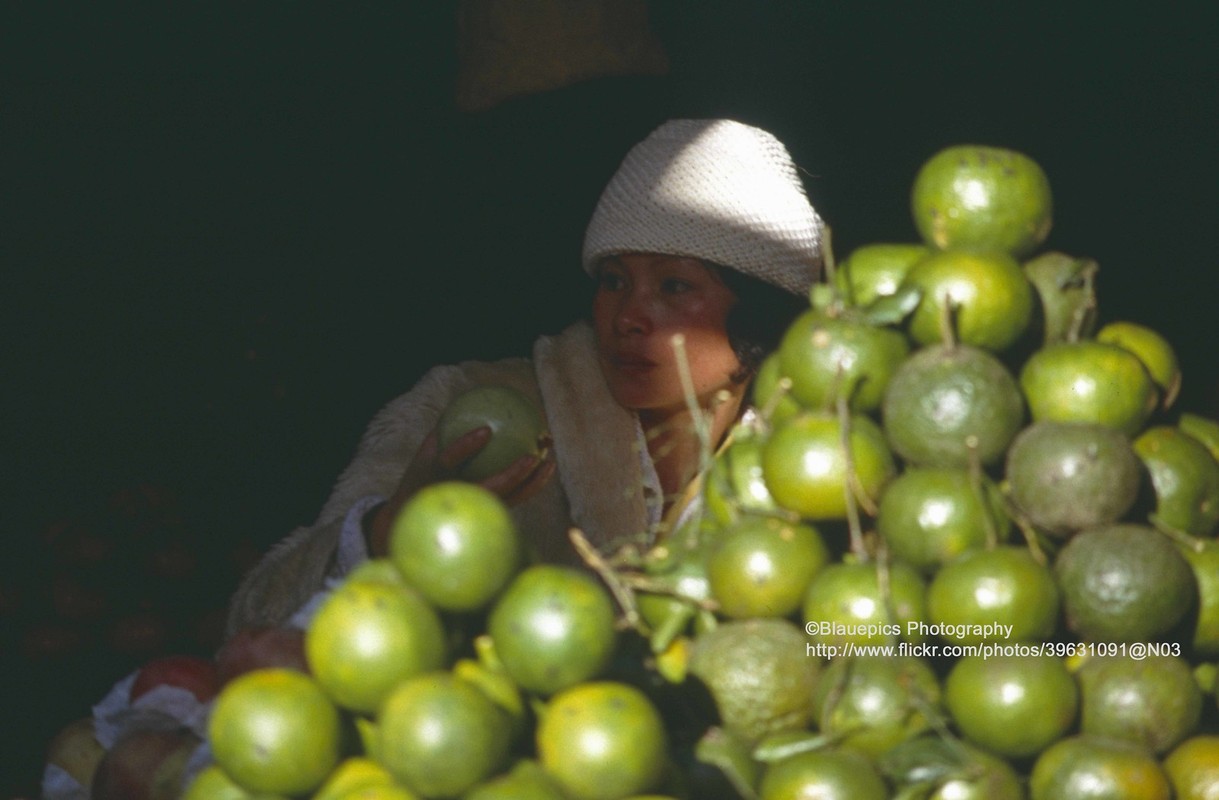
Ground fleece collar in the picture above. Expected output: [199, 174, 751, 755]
[533, 321, 654, 552]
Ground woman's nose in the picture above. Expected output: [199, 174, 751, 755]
[614, 289, 653, 335]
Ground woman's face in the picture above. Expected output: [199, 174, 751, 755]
[592, 253, 742, 415]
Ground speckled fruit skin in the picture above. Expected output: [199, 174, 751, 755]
[911, 144, 1053, 257]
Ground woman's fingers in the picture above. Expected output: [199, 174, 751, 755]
[435, 426, 492, 472]
[504, 457, 557, 507]
[481, 451, 556, 506]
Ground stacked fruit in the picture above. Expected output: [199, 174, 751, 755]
[50, 145, 1219, 799]
[183, 481, 676, 800]
[651, 144, 1219, 798]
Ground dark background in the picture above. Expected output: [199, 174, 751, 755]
[5, 3, 1219, 795]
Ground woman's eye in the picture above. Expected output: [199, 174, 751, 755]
[598, 272, 625, 291]
[661, 278, 693, 294]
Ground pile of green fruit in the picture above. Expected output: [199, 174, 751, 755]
[184, 145, 1219, 799]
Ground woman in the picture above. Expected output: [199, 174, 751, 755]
[225, 118, 824, 634]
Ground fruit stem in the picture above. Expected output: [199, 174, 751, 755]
[813, 225, 849, 315]
[966, 436, 1001, 550]
[1149, 514, 1207, 553]
[622, 574, 719, 612]
[1006, 504, 1049, 566]
[568, 528, 643, 632]
[671, 333, 714, 463]
[937, 291, 960, 351]
[875, 542, 901, 640]
[836, 393, 870, 560]
[759, 376, 794, 428]
[821, 224, 838, 288]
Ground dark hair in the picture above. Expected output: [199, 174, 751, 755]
[713, 264, 809, 384]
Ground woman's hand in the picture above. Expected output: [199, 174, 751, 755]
[365, 425, 555, 556]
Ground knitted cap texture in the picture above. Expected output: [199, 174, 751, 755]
[582, 118, 824, 295]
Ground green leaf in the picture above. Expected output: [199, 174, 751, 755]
[751, 729, 832, 762]
[694, 726, 760, 800]
[861, 284, 922, 326]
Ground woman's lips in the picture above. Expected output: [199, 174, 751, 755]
[610, 353, 657, 372]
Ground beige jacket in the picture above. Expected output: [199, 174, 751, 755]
[224, 321, 660, 635]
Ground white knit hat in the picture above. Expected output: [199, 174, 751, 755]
[582, 118, 824, 295]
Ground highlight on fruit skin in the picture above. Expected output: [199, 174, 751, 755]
[910, 143, 1053, 257]
[436, 384, 550, 481]
[56, 140, 1219, 800]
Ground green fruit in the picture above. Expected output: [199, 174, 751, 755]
[389, 481, 523, 612]
[688, 618, 819, 746]
[437, 385, 547, 480]
[882, 344, 1025, 467]
[1029, 735, 1171, 800]
[759, 748, 888, 800]
[834, 242, 930, 308]
[1005, 420, 1142, 537]
[778, 310, 910, 412]
[537, 682, 669, 800]
[1098, 320, 1182, 409]
[803, 560, 928, 648]
[1077, 654, 1203, 755]
[1054, 523, 1198, 643]
[876, 467, 1011, 573]
[1180, 413, 1219, 462]
[706, 515, 829, 619]
[752, 353, 803, 427]
[901, 249, 1034, 352]
[704, 427, 780, 525]
[1019, 340, 1158, 435]
[761, 412, 896, 520]
[1134, 425, 1219, 538]
[945, 654, 1078, 759]
[1180, 541, 1219, 656]
[878, 737, 1024, 800]
[377, 672, 511, 798]
[305, 573, 446, 714]
[927, 546, 1060, 645]
[812, 656, 942, 757]
[911, 143, 1053, 257]
[487, 565, 618, 696]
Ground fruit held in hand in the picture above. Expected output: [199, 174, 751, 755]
[437, 385, 548, 480]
